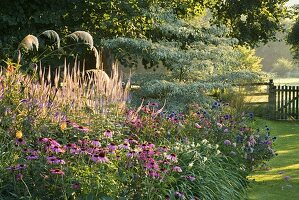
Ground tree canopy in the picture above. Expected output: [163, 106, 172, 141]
[0, 0, 288, 56]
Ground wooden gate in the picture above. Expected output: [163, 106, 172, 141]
[269, 82, 299, 120]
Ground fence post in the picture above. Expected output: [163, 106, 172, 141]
[268, 79, 276, 120]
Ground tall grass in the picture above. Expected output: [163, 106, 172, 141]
[0, 57, 130, 123]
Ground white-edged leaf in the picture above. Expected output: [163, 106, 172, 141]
[41, 30, 60, 48]
[67, 31, 93, 49]
[18, 34, 39, 51]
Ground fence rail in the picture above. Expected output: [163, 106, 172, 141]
[270, 85, 299, 120]
[237, 79, 299, 120]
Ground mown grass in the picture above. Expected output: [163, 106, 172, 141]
[247, 119, 299, 200]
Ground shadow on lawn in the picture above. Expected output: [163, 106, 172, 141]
[247, 120, 299, 200]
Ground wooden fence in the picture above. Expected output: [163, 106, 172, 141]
[269, 83, 299, 120]
[241, 79, 299, 120]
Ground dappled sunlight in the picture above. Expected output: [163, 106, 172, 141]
[276, 150, 292, 154]
[249, 174, 282, 182]
[271, 164, 299, 172]
[278, 134, 296, 138]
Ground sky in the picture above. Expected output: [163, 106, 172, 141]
[286, 0, 299, 6]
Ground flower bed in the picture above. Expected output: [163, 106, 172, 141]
[0, 63, 276, 199]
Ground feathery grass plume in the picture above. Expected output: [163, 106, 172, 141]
[18, 35, 39, 51]
[41, 30, 60, 48]
[0, 52, 129, 124]
[67, 31, 94, 49]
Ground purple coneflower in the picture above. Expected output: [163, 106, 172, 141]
[127, 150, 138, 158]
[50, 145, 65, 153]
[49, 139, 61, 147]
[7, 164, 26, 171]
[140, 143, 148, 150]
[127, 138, 138, 144]
[119, 142, 130, 150]
[103, 130, 113, 138]
[70, 147, 81, 154]
[158, 146, 169, 152]
[91, 152, 109, 163]
[107, 143, 117, 151]
[26, 154, 39, 160]
[148, 170, 160, 178]
[15, 138, 26, 145]
[172, 166, 182, 172]
[75, 125, 90, 132]
[91, 140, 101, 147]
[147, 143, 155, 149]
[38, 137, 50, 143]
[50, 168, 65, 175]
[166, 153, 177, 162]
[145, 161, 160, 170]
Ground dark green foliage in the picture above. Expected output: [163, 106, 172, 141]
[212, 0, 288, 46]
[0, 0, 287, 59]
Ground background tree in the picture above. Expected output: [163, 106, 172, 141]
[211, 0, 288, 46]
[0, 0, 288, 56]
[287, 5, 299, 61]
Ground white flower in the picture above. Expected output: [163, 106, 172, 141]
[240, 14, 247, 22]
[188, 162, 194, 168]
[201, 139, 208, 145]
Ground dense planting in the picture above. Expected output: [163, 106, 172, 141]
[0, 62, 276, 199]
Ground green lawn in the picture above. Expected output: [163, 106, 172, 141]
[247, 119, 299, 200]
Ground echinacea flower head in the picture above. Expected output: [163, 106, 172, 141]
[103, 130, 113, 138]
[119, 142, 130, 150]
[39, 137, 50, 143]
[107, 143, 117, 151]
[50, 145, 65, 153]
[16, 131, 22, 139]
[172, 166, 182, 172]
[148, 170, 160, 178]
[158, 146, 169, 152]
[16, 138, 26, 145]
[145, 161, 160, 170]
[166, 153, 177, 162]
[91, 140, 101, 147]
[47, 156, 65, 164]
[26, 154, 39, 160]
[75, 125, 90, 132]
[91, 152, 109, 163]
[50, 168, 65, 175]
[7, 164, 26, 171]
[127, 150, 138, 158]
